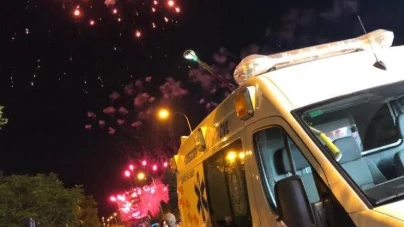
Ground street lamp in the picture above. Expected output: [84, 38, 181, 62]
[183, 49, 198, 61]
[183, 49, 235, 91]
[157, 108, 193, 134]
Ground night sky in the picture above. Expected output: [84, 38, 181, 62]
[1, 0, 404, 216]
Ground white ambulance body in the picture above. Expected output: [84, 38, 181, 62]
[172, 30, 404, 227]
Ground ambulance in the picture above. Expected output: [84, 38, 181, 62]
[171, 29, 404, 227]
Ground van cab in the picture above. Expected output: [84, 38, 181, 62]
[172, 29, 404, 227]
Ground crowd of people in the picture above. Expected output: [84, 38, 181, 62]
[136, 213, 240, 227]
[134, 213, 181, 227]
[159, 213, 180, 227]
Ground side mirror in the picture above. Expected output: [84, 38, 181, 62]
[275, 176, 315, 227]
[170, 156, 178, 172]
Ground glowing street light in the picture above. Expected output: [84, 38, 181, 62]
[157, 108, 192, 134]
[141, 160, 147, 167]
[137, 172, 146, 181]
[124, 170, 131, 177]
[158, 109, 169, 119]
[183, 49, 198, 61]
[129, 164, 134, 171]
[163, 161, 168, 168]
[152, 164, 158, 171]
[183, 49, 235, 91]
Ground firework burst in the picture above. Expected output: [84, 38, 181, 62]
[59, 0, 182, 38]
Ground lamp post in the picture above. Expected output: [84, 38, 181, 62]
[157, 108, 193, 134]
[183, 49, 235, 92]
[113, 212, 119, 225]
[158, 108, 192, 134]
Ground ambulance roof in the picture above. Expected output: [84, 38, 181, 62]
[260, 44, 404, 109]
[175, 30, 404, 170]
[234, 29, 404, 109]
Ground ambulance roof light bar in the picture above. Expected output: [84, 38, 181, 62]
[233, 29, 394, 85]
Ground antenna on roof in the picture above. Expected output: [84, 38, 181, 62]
[357, 15, 387, 70]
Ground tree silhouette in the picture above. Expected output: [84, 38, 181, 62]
[0, 172, 99, 227]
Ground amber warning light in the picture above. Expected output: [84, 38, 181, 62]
[234, 87, 255, 121]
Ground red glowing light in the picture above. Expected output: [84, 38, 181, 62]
[175, 7, 180, 13]
[113, 8, 118, 14]
[110, 196, 117, 202]
[164, 17, 169, 22]
[167, 0, 175, 7]
[152, 165, 157, 171]
[73, 9, 81, 17]
[129, 164, 134, 170]
[141, 160, 147, 166]
[152, 22, 156, 28]
[89, 20, 95, 26]
[152, 7, 156, 12]
[163, 161, 168, 168]
[117, 17, 122, 22]
[124, 170, 131, 177]
[135, 30, 142, 38]
[153, 0, 158, 5]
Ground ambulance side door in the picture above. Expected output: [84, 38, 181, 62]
[245, 116, 353, 227]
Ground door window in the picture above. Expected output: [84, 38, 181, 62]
[204, 140, 252, 227]
[253, 127, 320, 209]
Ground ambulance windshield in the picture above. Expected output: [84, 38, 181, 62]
[296, 80, 404, 205]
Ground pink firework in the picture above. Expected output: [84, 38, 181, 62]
[115, 179, 169, 221]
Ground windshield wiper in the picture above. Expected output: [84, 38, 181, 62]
[364, 177, 404, 205]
